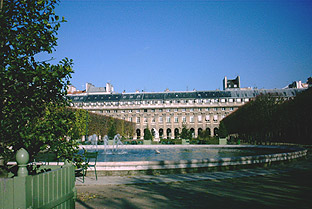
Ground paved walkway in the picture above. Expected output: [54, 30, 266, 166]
[76, 150, 312, 209]
[76, 167, 294, 186]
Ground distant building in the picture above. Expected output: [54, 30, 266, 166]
[223, 76, 240, 90]
[285, 80, 309, 89]
[85, 82, 114, 94]
[67, 78, 305, 140]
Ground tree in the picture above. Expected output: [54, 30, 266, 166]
[180, 125, 192, 140]
[0, 0, 76, 168]
[144, 127, 153, 140]
[218, 121, 228, 138]
[307, 77, 312, 86]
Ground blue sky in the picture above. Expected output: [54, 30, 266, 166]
[41, 0, 312, 93]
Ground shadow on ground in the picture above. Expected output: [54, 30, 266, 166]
[76, 150, 312, 209]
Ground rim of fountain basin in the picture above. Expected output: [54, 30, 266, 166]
[79, 145, 308, 176]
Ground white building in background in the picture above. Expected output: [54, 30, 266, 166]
[67, 78, 306, 140]
[284, 80, 309, 89]
[85, 82, 114, 94]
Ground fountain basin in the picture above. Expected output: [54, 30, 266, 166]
[80, 145, 307, 176]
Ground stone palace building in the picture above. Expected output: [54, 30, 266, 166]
[67, 77, 305, 140]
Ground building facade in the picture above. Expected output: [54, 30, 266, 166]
[67, 80, 304, 140]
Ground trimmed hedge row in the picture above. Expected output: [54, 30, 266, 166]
[222, 87, 312, 144]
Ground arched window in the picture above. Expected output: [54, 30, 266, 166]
[190, 128, 195, 138]
[174, 128, 179, 139]
[136, 129, 141, 137]
[167, 128, 172, 138]
[159, 129, 163, 138]
[214, 128, 219, 137]
[198, 128, 203, 136]
[206, 128, 211, 136]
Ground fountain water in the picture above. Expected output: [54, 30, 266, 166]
[103, 135, 109, 154]
[90, 134, 98, 150]
[113, 134, 124, 154]
[79, 144, 307, 176]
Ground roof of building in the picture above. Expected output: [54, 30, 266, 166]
[67, 88, 305, 103]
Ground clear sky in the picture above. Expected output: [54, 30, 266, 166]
[40, 0, 312, 93]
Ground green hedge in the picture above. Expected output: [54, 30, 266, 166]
[222, 87, 312, 144]
[70, 108, 135, 139]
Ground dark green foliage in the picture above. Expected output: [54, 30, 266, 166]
[180, 125, 192, 140]
[144, 127, 153, 140]
[107, 122, 117, 140]
[222, 88, 312, 144]
[307, 77, 312, 85]
[218, 121, 228, 138]
[198, 130, 211, 139]
[190, 137, 219, 144]
[0, 0, 78, 168]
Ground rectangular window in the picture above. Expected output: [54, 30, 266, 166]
[144, 117, 147, 123]
[182, 117, 186, 123]
[136, 117, 140, 123]
[159, 117, 163, 123]
[205, 115, 210, 121]
[166, 116, 171, 123]
[182, 108, 186, 112]
[213, 115, 218, 121]
[190, 116, 194, 123]
[198, 115, 202, 122]
[152, 117, 156, 123]
[129, 117, 133, 122]
[174, 117, 178, 123]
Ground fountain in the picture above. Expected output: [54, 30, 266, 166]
[113, 134, 123, 153]
[79, 144, 307, 176]
[90, 134, 98, 150]
[103, 135, 109, 154]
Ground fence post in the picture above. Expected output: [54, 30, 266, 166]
[14, 148, 31, 209]
[16, 148, 29, 177]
